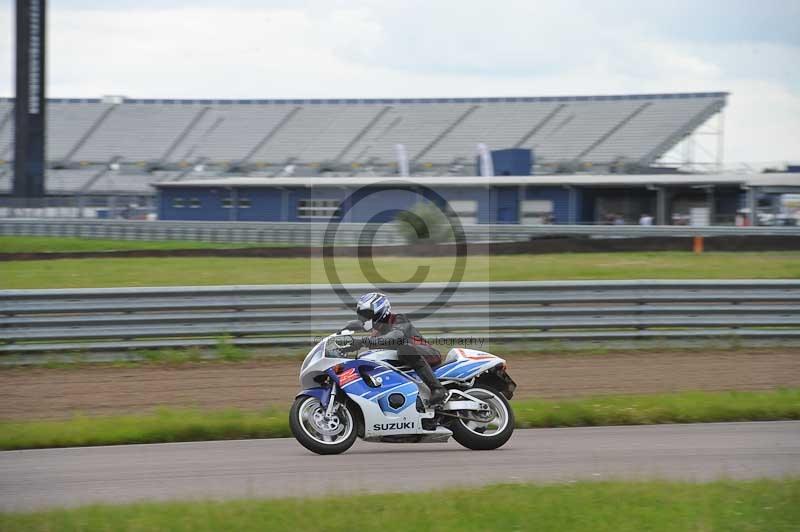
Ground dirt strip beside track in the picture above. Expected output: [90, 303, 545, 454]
[1, 349, 798, 421]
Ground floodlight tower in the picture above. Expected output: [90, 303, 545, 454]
[13, 0, 47, 198]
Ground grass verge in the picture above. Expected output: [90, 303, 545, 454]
[0, 235, 293, 253]
[1, 388, 797, 451]
[1, 251, 799, 288]
[1, 479, 798, 531]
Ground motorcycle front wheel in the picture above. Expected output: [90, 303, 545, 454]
[290, 395, 358, 455]
[450, 386, 514, 451]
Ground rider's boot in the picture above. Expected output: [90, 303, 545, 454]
[414, 361, 448, 408]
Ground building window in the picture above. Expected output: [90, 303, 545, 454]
[446, 200, 478, 225]
[238, 198, 252, 208]
[172, 197, 184, 208]
[521, 200, 554, 224]
[189, 198, 201, 208]
[297, 199, 341, 219]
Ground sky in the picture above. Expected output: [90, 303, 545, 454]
[1, 0, 798, 167]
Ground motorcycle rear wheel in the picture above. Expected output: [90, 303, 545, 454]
[450, 386, 514, 451]
[290, 395, 358, 455]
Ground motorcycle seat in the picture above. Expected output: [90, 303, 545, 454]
[386, 360, 414, 372]
[439, 348, 460, 366]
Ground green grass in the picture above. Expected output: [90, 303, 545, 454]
[0, 235, 293, 253]
[1, 251, 798, 288]
[513, 388, 800, 428]
[1, 388, 797, 451]
[2, 479, 798, 532]
[0, 408, 290, 450]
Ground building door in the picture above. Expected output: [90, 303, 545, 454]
[495, 188, 519, 223]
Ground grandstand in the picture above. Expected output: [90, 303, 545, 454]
[0, 92, 727, 195]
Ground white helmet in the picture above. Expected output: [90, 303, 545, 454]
[355, 292, 391, 331]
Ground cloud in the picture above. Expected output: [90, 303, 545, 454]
[722, 80, 800, 165]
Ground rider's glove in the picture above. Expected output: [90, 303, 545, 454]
[340, 336, 363, 353]
[351, 336, 365, 350]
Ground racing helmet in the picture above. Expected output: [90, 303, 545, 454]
[356, 292, 391, 331]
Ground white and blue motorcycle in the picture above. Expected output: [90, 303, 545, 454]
[290, 321, 516, 455]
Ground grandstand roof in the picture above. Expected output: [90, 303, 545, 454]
[0, 92, 729, 105]
[155, 172, 799, 189]
[0, 92, 731, 194]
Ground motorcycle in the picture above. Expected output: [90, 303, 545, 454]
[290, 321, 517, 455]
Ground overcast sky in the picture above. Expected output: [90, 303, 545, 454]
[1, 0, 798, 167]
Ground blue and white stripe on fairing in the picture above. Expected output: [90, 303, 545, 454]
[362, 381, 417, 402]
[436, 360, 473, 378]
[435, 360, 494, 380]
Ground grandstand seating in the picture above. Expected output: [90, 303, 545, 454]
[45, 169, 98, 193]
[0, 93, 727, 194]
[48, 102, 113, 162]
[87, 171, 155, 194]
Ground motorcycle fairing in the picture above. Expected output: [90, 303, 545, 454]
[295, 386, 331, 408]
[434, 348, 505, 381]
[299, 348, 347, 390]
[359, 347, 505, 383]
[327, 359, 435, 439]
[333, 360, 419, 410]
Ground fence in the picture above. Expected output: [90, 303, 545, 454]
[2, 281, 799, 354]
[0, 196, 155, 220]
[2, 219, 800, 245]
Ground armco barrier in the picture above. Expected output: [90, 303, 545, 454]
[2, 219, 800, 245]
[1, 281, 799, 353]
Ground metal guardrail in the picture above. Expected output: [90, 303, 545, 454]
[2, 281, 799, 354]
[2, 219, 799, 245]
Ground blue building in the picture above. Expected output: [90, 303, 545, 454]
[153, 174, 799, 225]
[154, 176, 571, 224]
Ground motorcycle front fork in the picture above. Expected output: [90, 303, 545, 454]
[324, 384, 338, 418]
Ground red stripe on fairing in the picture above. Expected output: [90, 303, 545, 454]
[338, 368, 360, 386]
[460, 350, 496, 361]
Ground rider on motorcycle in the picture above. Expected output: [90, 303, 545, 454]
[350, 292, 448, 407]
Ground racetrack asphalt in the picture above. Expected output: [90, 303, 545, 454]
[1, 421, 798, 511]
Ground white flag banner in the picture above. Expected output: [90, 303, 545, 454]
[477, 143, 494, 177]
[395, 144, 409, 177]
